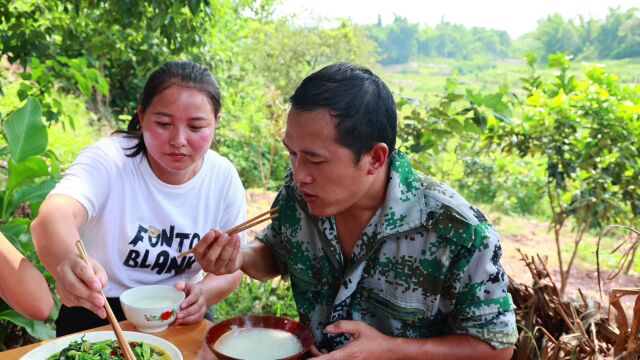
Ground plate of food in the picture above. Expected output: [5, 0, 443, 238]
[20, 330, 182, 360]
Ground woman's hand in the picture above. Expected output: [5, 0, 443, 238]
[174, 281, 207, 325]
[55, 253, 108, 318]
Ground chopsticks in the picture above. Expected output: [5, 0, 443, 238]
[75, 240, 136, 360]
[177, 206, 280, 259]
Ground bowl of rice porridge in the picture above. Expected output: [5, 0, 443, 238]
[205, 315, 314, 360]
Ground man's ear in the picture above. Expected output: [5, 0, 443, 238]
[366, 143, 389, 175]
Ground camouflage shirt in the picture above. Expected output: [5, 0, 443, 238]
[256, 151, 517, 350]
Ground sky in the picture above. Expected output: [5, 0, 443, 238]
[275, 0, 639, 37]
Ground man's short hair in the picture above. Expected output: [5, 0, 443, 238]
[289, 63, 397, 161]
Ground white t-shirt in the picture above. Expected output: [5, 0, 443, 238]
[50, 135, 246, 297]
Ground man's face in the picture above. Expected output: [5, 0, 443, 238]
[283, 109, 376, 217]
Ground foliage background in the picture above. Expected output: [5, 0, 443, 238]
[0, 0, 639, 353]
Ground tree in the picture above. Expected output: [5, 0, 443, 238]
[596, 7, 640, 59]
[487, 53, 640, 296]
[0, 0, 275, 117]
[532, 14, 581, 60]
[364, 16, 418, 64]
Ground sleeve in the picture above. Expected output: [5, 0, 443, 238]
[254, 187, 289, 277]
[219, 163, 248, 244]
[446, 222, 518, 349]
[48, 138, 121, 220]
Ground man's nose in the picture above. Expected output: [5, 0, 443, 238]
[292, 160, 312, 184]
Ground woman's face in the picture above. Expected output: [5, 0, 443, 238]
[138, 84, 217, 185]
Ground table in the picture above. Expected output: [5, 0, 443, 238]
[0, 320, 215, 359]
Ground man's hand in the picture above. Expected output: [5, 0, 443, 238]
[193, 229, 243, 275]
[311, 320, 397, 360]
[313, 323, 515, 360]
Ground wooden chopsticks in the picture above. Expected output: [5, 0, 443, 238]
[177, 206, 280, 259]
[75, 240, 136, 360]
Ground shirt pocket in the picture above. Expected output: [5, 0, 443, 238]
[288, 266, 326, 315]
[289, 267, 321, 291]
[359, 279, 438, 322]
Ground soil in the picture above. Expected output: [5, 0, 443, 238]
[245, 189, 640, 314]
[493, 212, 639, 314]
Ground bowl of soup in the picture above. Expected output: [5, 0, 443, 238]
[120, 285, 185, 333]
[205, 315, 314, 360]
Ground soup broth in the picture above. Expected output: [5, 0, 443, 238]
[134, 297, 175, 308]
[214, 328, 303, 360]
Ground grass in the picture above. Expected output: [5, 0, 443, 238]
[216, 277, 298, 321]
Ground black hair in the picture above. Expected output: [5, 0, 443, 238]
[288, 62, 397, 162]
[114, 61, 221, 157]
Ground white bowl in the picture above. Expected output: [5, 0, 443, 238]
[120, 285, 185, 333]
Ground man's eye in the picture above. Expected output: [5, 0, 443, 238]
[190, 126, 204, 131]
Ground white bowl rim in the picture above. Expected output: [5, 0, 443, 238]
[120, 285, 185, 310]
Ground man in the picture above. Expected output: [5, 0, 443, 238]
[195, 63, 517, 359]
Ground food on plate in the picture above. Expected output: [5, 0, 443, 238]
[213, 328, 303, 360]
[47, 336, 168, 360]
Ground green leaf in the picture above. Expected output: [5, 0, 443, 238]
[3, 98, 48, 162]
[493, 112, 513, 125]
[187, 0, 201, 15]
[17, 83, 31, 101]
[0, 309, 54, 340]
[7, 179, 57, 218]
[6, 156, 50, 195]
[463, 120, 483, 135]
[0, 219, 31, 246]
[447, 117, 465, 134]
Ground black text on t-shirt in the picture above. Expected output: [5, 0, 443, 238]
[123, 224, 199, 275]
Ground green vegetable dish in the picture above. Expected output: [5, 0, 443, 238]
[47, 336, 168, 360]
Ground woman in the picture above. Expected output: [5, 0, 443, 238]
[31, 61, 246, 336]
[0, 233, 53, 320]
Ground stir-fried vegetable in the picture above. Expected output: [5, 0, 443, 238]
[47, 336, 167, 360]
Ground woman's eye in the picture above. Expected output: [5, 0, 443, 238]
[190, 126, 204, 131]
[155, 122, 171, 128]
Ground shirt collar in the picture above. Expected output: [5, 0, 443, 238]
[378, 150, 425, 237]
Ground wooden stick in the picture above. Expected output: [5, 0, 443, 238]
[75, 241, 136, 360]
[228, 214, 279, 236]
[225, 207, 280, 235]
[177, 207, 279, 259]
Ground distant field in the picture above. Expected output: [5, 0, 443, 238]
[380, 57, 640, 101]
